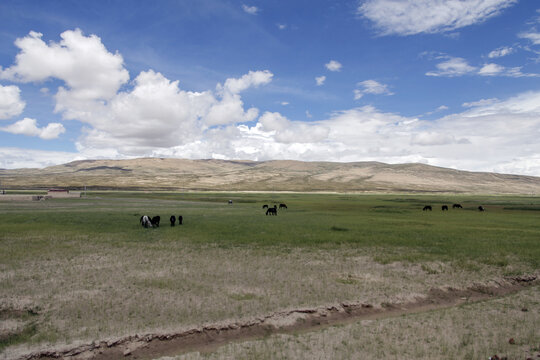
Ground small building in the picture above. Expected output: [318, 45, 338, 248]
[47, 189, 81, 198]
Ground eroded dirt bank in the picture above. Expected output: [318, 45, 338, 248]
[19, 275, 538, 360]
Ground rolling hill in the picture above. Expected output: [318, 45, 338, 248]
[1, 158, 539, 194]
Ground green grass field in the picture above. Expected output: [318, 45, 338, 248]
[0, 192, 539, 358]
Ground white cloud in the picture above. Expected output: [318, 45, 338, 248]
[460, 91, 540, 116]
[0, 117, 65, 139]
[0, 147, 80, 169]
[426, 57, 477, 77]
[75, 69, 273, 153]
[2, 90, 540, 175]
[358, 0, 518, 36]
[354, 80, 393, 99]
[0, 84, 25, 119]
[0, 29, 129, 107]
[325, 60, 342, 72]
[411, 132, 458, 146]
[421, 105, 449, 117]
[0, 29, 274, 155]
[1, 29, 539, 176]
[277, 24, 287, 30]
[488, 46, 514, 58]
[242, 4, 259, 15]
[258, 112, 330, 143]
[518, 30, 540, 45]
[221, 70, 273, 94]
[426, 56, 538, 78]
[462, 98, 499, 108]
[478, 63, 505, 76]
[315, 76, 326, 86]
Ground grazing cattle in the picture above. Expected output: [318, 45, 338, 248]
[170, 215, 176, 226]
[228, 200, 233, 205]
[140, 215, 152, 228]
[266, 205, 278, 216]
[279, 203, 288, 209]
[452, 204, 463, 209]
[423, 205, 432, 211]
[151, 216, 160, 227]
[262, 204, 269, 209]
[442, 205, 449, 211]
[178, 215, 183, 225]
[478, 206, 485, 212]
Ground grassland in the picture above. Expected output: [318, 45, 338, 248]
[0, 192, 539, 359]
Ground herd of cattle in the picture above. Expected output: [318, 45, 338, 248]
[422, 204, 485, 211]
[139, 201, 487, 228]
[140, 215, 183, 228]
[263, 203, 287, 216]
[139, 202, 290, 228]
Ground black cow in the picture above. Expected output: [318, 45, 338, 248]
[442, 205, 449, 211]
[228, 200, 233, 205]
[178, 215, 183, 225]
[266, 205, 277, 216]
[279, 203, 288, 209]
[262, 204, 269, 209]
[478, 206, 485, 212]
[170, 215, 176, 226]
[151, 216, 160, 227]
[423, 205, 432, 211]
[452, 204, 463, 209]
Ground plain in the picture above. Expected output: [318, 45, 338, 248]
[0, 192, 539, 359]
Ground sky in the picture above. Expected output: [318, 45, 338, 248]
[0, 0, 540, 176]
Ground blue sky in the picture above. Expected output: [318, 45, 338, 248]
[1, 0, 540, 175]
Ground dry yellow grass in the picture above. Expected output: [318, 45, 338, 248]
[2, 243, 533, 359]
[167, 286, 540, 360]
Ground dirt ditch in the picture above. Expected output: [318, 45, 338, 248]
[18, 274, 538, 360]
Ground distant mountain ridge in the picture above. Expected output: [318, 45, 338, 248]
[1, 158, 539, 194]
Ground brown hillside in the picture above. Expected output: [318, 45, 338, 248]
[0, 158, 539, 194]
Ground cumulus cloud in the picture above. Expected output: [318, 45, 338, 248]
[221, 70, 273, 94]
[242, 4, 259, 15]
[358, 0, 517, 36]
[354, 80, 393, 100]
[0, 29, 129, 105]
[0, 84, 25, 119]
[2, 90, 540, 175]
[325, 60, 342, 72]
[1, 117, 65, 139]
[315, 76, 326, 86]
[244, 93, 540, 175]
[258, 112, 330, 143]
[1, 29, 275, 155]
[75, 69, 273, 154]
[1, 29, 539, 176]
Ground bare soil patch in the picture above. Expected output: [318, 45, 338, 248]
[20, 275, 537, 360]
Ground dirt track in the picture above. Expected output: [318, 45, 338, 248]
[17, 274, 537, 360]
